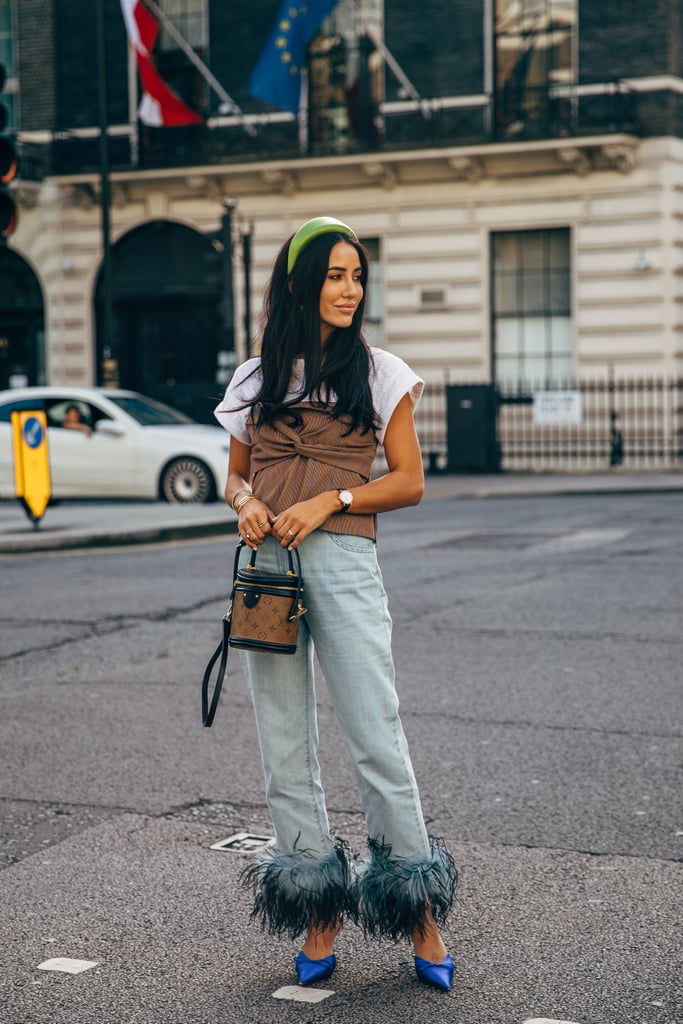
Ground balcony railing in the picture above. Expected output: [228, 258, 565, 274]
[17, 80, 642, 181]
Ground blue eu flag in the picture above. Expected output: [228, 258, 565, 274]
[249, 0, 340, 115]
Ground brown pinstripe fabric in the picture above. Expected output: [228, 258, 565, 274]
[248, 404, 378, 539]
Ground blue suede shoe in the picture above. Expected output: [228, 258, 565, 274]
[294, 951, 337, 986]
[414, 952, 456, 990]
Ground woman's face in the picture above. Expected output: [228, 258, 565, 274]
[318, 241, 363, 343]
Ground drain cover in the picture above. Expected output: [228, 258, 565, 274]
[210, 831, 275, 852]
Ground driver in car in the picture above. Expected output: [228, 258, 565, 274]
[62, 405, 93, 436]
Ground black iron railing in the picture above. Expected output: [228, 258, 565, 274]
[415, 377, 683, 473]
[17, 80, 642, 180]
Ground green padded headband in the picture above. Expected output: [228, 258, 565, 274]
[287, 216, 359, 274]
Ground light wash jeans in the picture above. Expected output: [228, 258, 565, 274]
[237, 530, 457, 940]
[239, 529, 430, 861]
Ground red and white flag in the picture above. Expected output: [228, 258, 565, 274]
[120, 0, 203, 126]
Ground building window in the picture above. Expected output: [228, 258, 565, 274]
[492, 228, 572, 385]
[494, 0, 576, 139]
[157, 0, 207, 50]
[361, 237, 384, 347]
[155, 0, 208, 114]
[308, 0, 383, 153]
[0, 0, 17, 130]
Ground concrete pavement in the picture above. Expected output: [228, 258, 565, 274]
[3, 813, 679, 1024]
[1, 485, 681, 1023]
[0, 470, 681, 553]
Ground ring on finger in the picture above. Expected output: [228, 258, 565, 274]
[246, 531, 252, 538]
[258, 520, 266, 528]
[287, 529, 294, 536]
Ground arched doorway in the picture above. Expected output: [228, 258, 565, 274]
[0, 248, 45, 390]
[94, 220, 233, 423]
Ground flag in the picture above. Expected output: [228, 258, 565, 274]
[120, 0, 203, 126]
[249, 0, 339, 115]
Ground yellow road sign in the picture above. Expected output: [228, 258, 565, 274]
[11, 409, 52, 524]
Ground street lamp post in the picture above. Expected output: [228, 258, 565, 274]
[95, 0, 115, 384]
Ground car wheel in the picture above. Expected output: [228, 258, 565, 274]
[161, 457, 214, 504]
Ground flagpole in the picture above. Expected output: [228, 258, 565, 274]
[362, 23, 430, 119]
[142, 0, 257, 136]
[95, 0, 115, 384]
[127, 33, 139, 166]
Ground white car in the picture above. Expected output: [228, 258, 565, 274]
[0, 387, 230, 503]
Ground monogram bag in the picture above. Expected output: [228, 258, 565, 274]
[201, 538, 306, 727]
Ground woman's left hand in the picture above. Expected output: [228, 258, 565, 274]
[272, 492, 339, 549]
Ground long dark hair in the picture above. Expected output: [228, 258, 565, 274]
[248, 230, 378, 435]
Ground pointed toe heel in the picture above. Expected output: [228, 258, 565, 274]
[414, 952, 455, 990]
[294, 951, 337, 986]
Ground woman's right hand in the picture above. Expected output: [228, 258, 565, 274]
[226, 439, 274, 549]
[238, 499, 274, 549]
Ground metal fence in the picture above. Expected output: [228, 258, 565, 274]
[415, 378, 683, 472]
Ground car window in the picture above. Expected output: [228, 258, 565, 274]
[46, 400, 90, 429]
[0, 398, 47, 422]
[107, 394, 194, 426]
[45, 400, 112, 430]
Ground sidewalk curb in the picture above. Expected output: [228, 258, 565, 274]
[0, 518, 239, 554]
[0, 476, 680, 553]
[430, 483, 683, 501]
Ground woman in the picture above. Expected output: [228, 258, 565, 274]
[214, 216, 457, 990]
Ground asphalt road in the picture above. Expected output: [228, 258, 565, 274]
[0, 491, 681, 1024]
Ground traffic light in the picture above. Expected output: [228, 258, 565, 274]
[0, 63, 18, 241]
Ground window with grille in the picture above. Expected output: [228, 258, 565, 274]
[157, 0, 207, 50]
[155, 0, 208, 115]
[0, 0, 17, 130]
[492, 228, 573, 386]
[361, 237, 384, 348]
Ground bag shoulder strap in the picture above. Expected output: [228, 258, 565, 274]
[201, 613, 231, 727]
[201, 539, 245, 727]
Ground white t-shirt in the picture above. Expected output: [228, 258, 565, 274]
[214, 347, 424, 446]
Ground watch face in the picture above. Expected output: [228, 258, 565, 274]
[339, 489, 353, 507]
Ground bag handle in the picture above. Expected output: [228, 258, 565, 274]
[201, 537, 305, 727]
[241, 540, 305, 622]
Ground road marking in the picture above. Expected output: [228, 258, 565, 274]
[37, 958, 98, 974]
[535, 528, 631, 552]
[524, 1019, 584, 1024]
[273, 985, 334, 1003]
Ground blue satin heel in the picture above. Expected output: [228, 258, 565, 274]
[294, 951, 337, 985]
[414, 952, 456, 990]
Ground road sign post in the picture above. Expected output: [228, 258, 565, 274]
[11, 409, 52, 527]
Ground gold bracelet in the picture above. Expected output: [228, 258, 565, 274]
[231, 489, 252, 513]
[234, 494, 256, 514]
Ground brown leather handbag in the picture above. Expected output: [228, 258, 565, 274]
[201, 538, 306, 727]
